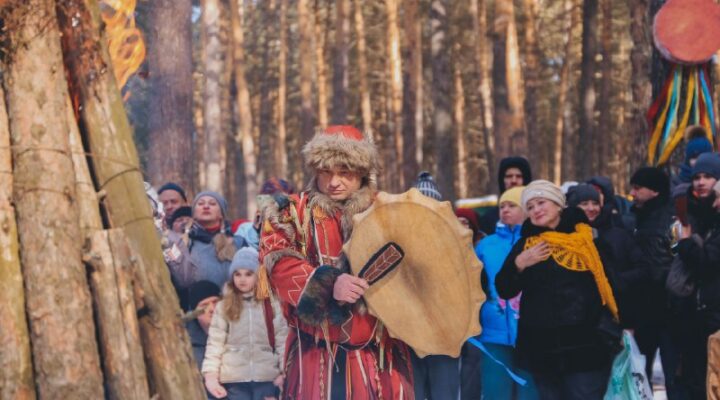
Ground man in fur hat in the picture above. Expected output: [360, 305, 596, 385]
[259, 126, 414, 399]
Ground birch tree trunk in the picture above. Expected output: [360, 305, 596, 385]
[354, 0, 372, 133]
[432, 0, 455, 200]
[386, 0, 404, 190]
[146, 0, 195, 191]
[332, 0, 350, 124]
[402, 0, 422, 186]
[5, 1, 105, 397]
[471, 0, 496, 192]
[55, 0, 207, 397]
[315, 0, 329, 128]
[0, 74, 35, 400]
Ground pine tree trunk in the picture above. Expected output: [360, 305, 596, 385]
[493, 0, 528, 161]
[577, 0, 599, 178]
[332, 0, 350, 124]
[471, 0, 496, 193]
[386, 0, 404, 191]
[599, 0, 613, 177]
[520, 0, 542, 174]
[0, 74, 36, 400]
[230, 0, 258, 216]
[554, 0, 579, 184]
[276, 0, 289, 178]
[628, 0, 652, 173]
[432, 0, 455, 200]
[354, 0, 372, 133]
[402, 0, 422, 187]
[200, 0, 230, 192]
[453, 42, 468, 198]
[298, 0, 316, 147]
[315, 0, 329, 128]
[257, 0, 276, 183]
[5, 1, 106, 397]
[146, 0, 195, 191]
[55, 0, 208, 397]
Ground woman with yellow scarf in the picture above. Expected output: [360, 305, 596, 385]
[495, 180, 620, 400]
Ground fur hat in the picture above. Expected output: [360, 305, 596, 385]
[228, 247, 260, 279]
[302, 125, 380, 188]
[692, 152, 720, 180]
[521, 180, 566, 211]
[630, 167, 670, 198]
[414, 171, 442, 200]
[498, 157, 532, 193]
[499, 186, 524, 207]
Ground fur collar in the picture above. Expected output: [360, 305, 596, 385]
[306, 177, 375, 241]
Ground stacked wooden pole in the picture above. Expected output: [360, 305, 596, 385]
[0, 0, 207, 398]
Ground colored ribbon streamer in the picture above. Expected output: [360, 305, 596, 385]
[468, 338, 528, 386]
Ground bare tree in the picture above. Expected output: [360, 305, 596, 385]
[577, 0, 599, 178]
[431, 0, 455, 199]
[402, 0, 422, 187]
[386, 0, 404, 190]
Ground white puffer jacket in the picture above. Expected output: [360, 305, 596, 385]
[201, 296, 288, 383]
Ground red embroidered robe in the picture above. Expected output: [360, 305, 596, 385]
[259, 188, 414, 400]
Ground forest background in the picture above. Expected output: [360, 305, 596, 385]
[122, 0, 720, 218]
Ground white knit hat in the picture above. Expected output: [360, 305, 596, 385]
[521, 180, 566, 211]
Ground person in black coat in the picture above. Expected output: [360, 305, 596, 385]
[628, 167, 690, 398]
[567, 184, 649, 329]
[478, 157, 532, 235]
[496, 180, 618, 400]
[676, 154, 720, 398]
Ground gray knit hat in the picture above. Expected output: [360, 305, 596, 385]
[692, 152, 720, 180]
[521, 180, 566, 211]
[228, 247, 260, 279]
[193, 191, 228, 218]
[414, 171, 442, 201]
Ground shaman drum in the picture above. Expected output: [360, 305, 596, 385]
[343, 189, 484, 358]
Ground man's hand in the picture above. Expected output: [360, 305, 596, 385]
[333, 273, 369, 303]
[515, 241, 551, 272]
[204, 373, 227, 399]
[273, 373, 285, 388]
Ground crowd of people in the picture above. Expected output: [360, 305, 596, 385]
[146, 124, 720, 400]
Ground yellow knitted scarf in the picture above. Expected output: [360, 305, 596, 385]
[524, 223, 619, 320]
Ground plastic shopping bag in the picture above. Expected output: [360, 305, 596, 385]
[604, 331, 654, 400]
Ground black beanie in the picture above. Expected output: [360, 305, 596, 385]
[691, 152, 720, 180]
[498, 157, 532, 193]
[168, 206, 192, 227]
[186, 280, 221, 312]
[414, 171, 442, 201]
[567, 184, 601, 208]
[630, 167, 670, 198]
[158, 182, 188, 201]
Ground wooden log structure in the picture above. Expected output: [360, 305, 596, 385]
[0, 72, 35, 400]
[83, 229, 150, 400]
[3, 0, 106, 397]
[710, 330, 720, 399]
[56, 0, 207, 397]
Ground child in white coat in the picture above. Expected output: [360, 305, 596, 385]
[202, 247, 288, 400]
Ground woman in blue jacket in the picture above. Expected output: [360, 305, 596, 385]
[475, 186, 539, 399]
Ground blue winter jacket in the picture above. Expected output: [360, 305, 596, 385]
[475, 222, 523, 346]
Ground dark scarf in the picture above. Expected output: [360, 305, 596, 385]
[189, 221, 232, 244]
